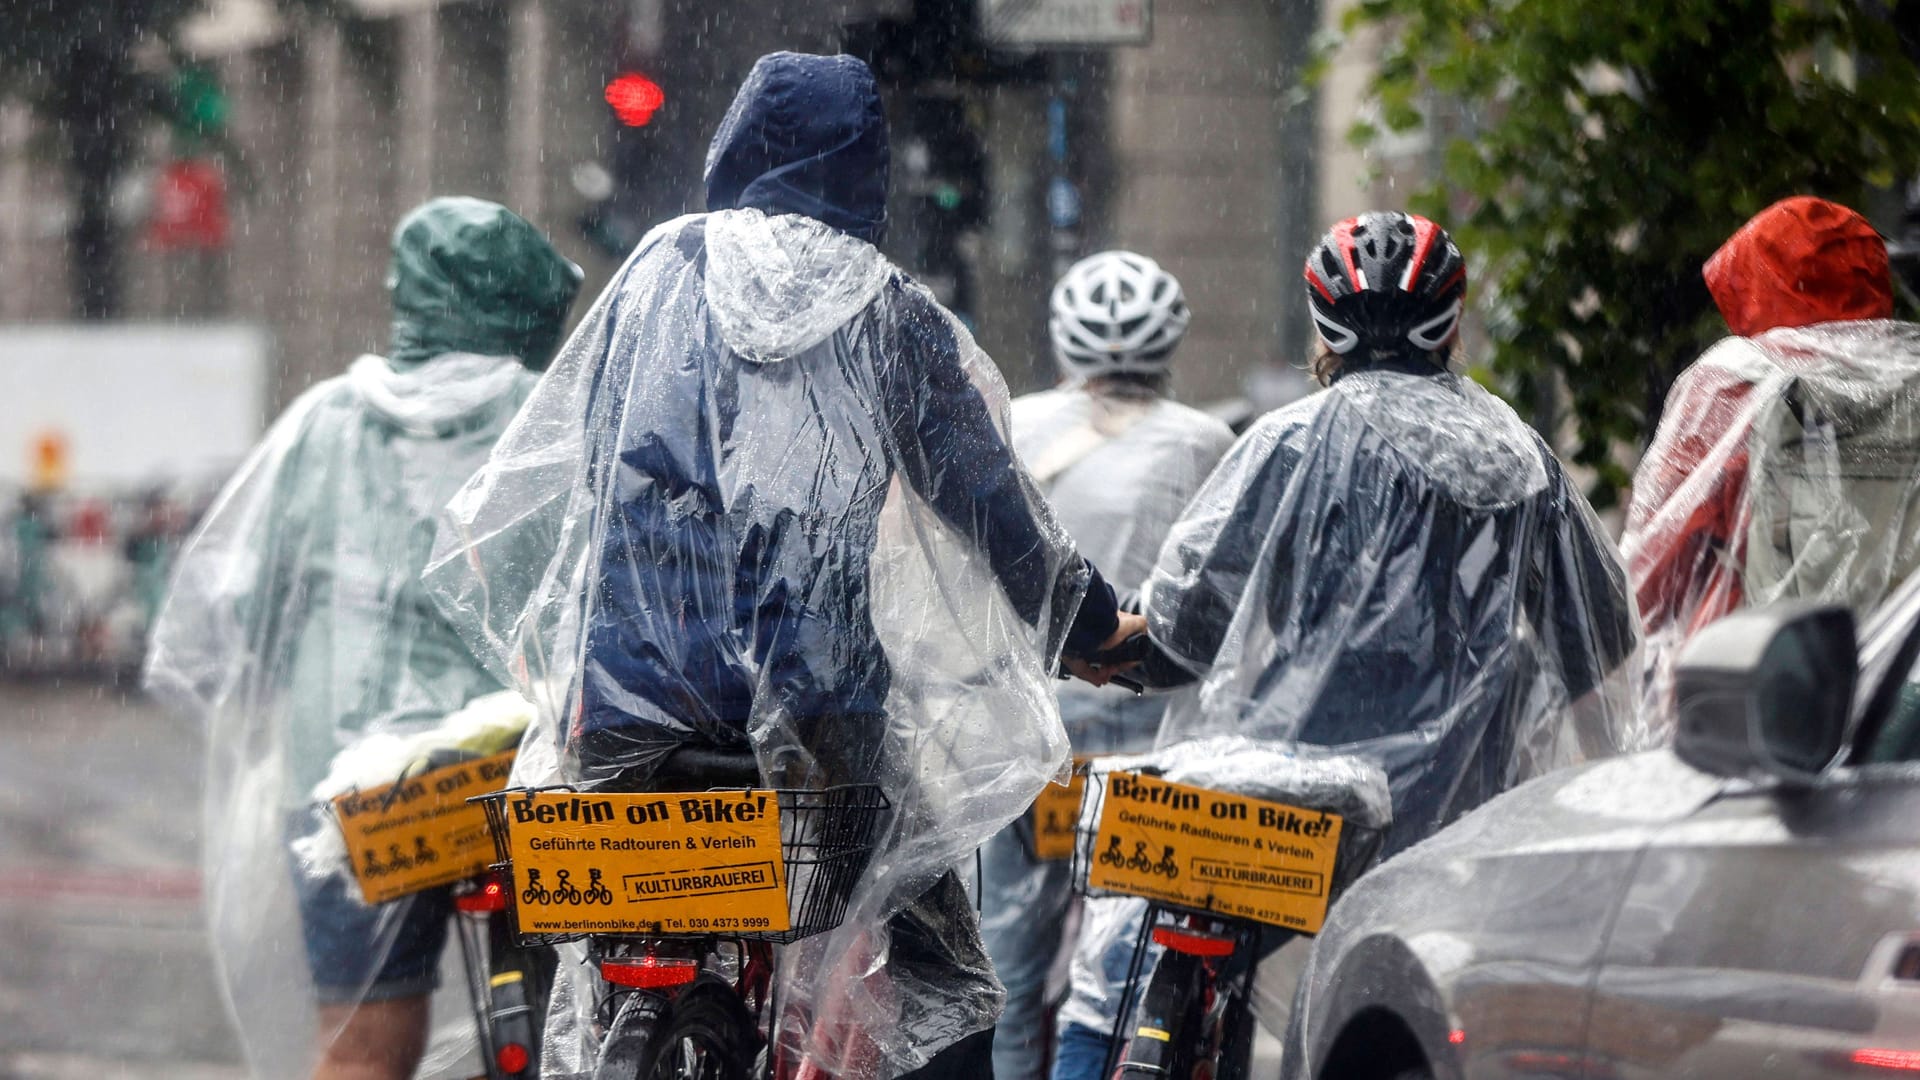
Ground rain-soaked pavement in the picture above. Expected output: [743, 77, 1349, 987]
[0, 679, 243, 1078]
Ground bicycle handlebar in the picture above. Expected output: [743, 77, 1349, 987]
[1087, 632, 1153, 666]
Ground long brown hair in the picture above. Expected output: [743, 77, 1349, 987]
[1311, 338, 1464, 386]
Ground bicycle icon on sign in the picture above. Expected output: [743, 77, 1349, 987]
[1099, 835, 1126, 868]
[584, 869, 614, 905]
[1154, 845, 1180, 879]
[521, 868, 552, 905]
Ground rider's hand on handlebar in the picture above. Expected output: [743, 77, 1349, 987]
[1063, 612, 1148, 687]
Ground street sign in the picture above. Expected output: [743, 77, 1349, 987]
[982, 0, 1151, 47]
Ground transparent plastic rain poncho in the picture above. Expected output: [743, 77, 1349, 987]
[142, 353, 539, 1079]
[1010, 385, 1237, 753]
[142, 196, 580, 1079]
[984, 386, 1235, 1078]
[1145, 364, 1645, 858]
[424, 206, 1096, 1078]
[1622, 321, 1920, 719]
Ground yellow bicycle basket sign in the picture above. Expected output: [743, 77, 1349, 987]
[1031, 758, 1090, 862]
[333, 750, 518, 905]
[1086, 772, 1344, 933]
[503, 790, 790, 936]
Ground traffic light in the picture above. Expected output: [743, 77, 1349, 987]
[842, 1, 1023, 324]
[604, 73, 665, 128]
[579, 68, 669, 259]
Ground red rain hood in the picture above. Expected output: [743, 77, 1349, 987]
[1703, 196, 1892, 338]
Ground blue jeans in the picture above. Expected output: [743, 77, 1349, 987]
[287, 811, 452, 1003]
[979, 817, 1075, 1080]
[1049, 1022, 1110, 1080]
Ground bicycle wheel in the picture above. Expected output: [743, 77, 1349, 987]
[598, 976, 758, 1080]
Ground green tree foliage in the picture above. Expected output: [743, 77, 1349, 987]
[0, 2, 329, 318]
[2, 2, 205, 318]
[1345, 0, 1920, 501]
[0, 4, 201, 92]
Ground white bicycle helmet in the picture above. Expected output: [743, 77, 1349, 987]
[1049, 250, 1191, 380]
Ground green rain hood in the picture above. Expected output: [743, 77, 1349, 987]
[388, 196, 583, 369]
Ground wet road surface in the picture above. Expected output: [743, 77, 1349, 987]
[0, 679, 243, 1078]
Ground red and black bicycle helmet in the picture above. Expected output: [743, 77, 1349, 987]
[1303, 212, 1467, 360]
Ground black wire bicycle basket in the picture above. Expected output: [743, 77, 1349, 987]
[474, 784, 890, 947]
[1068, 767, 1135, 903]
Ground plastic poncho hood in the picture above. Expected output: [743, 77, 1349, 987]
[1704, 195, 1891, 339]
[704, 52, 889, 245]
[1623, 320, 1920, 717]
[1146, 367, 1643, 855]
[145, 349, 540, 1078]
[388, 196, 584, 370]
[426, 199, 1087, 1075]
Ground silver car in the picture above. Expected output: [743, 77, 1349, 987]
[1281, 580, 1920, 1080]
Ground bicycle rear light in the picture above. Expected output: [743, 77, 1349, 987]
[455, 875, 510, 913]
[494, 1041, 532, 1074]
[600, 955, 700, 989]
[1151, 925, 1236, 957]
[1852, 1049, 1920, 1072]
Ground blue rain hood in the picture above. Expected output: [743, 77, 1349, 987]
[704, 52, 889, 244]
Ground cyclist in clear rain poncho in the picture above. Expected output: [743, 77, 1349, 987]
[1623, 196, 1920, 720]
[144, 197, 583, 1080]
[424, 52, 1140, 1080]
[1051, 213, 1644, 1079]
[980, 250, 1234, 1080]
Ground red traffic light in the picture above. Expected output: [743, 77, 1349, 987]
[605, 73, 665, 127]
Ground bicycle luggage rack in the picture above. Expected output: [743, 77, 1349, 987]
[473, 784, 890, 948]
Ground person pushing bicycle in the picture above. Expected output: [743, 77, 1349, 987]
[427, 52, 1141, 1080]
[980, 250, 1234, 1080]
[1050, 213, 1643, 1079]
[146, 198, 582, 1080]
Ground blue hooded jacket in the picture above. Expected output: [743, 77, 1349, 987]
[704, 52, 890, 245]
[571, 53, 1116, 782]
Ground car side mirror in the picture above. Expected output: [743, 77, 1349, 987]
[1673, 604, 1856, 785]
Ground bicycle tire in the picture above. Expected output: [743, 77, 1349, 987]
[597, 976, 759, 1080]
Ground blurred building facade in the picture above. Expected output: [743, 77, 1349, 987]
[0, 0, 1418, 414]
